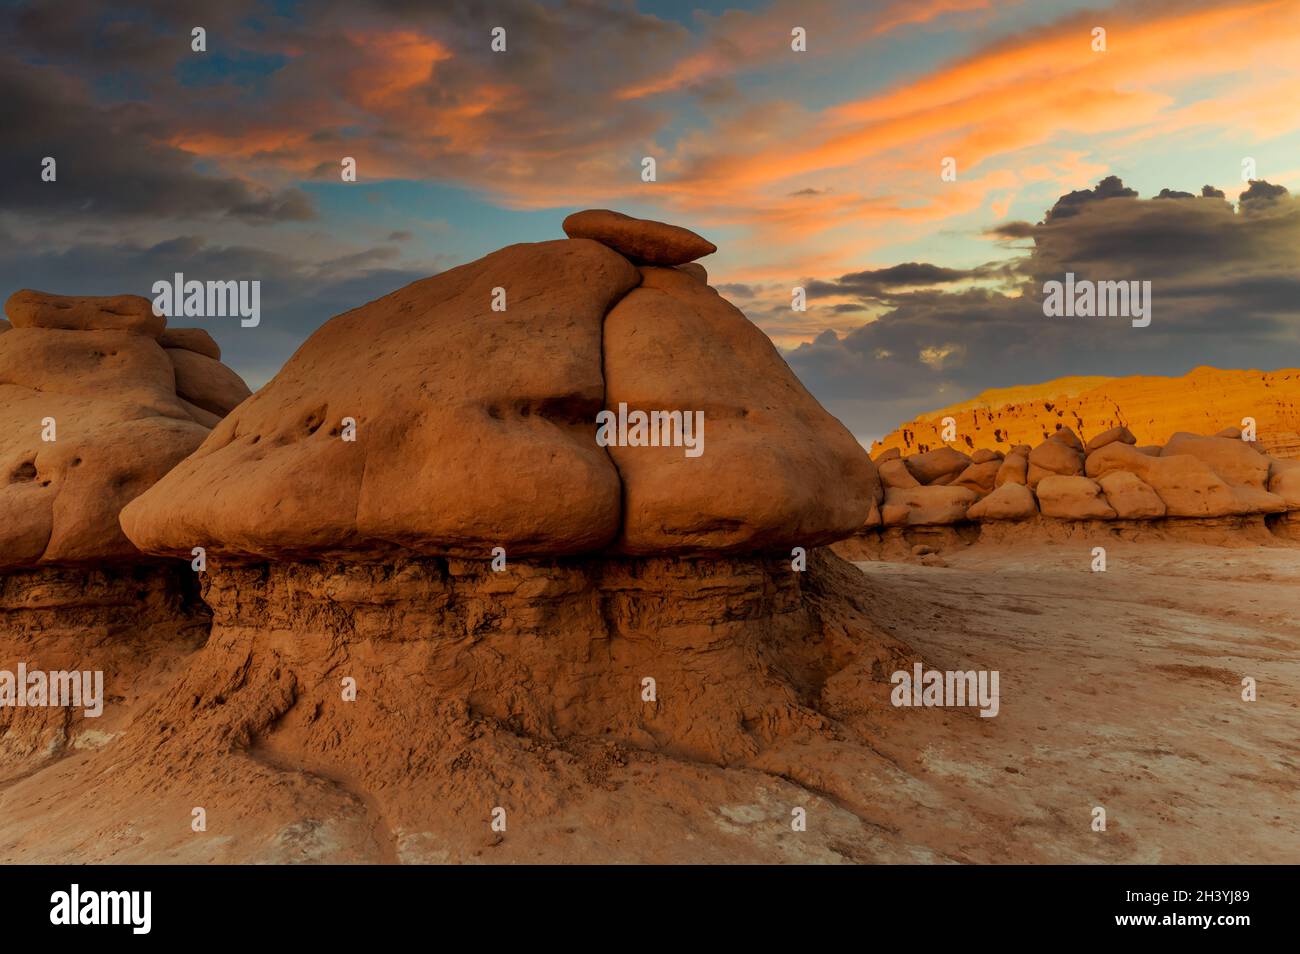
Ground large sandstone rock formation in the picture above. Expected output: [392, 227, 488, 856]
[125, 240, 636, 560]
[110, 212, 902, 857]
[123, 237, 875, 560]
[874, 366, 1300, 460]
[0, 291, 250, 774]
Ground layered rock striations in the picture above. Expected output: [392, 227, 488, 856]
[0, 291, 251, 773]
[873, 366, 1300, 460]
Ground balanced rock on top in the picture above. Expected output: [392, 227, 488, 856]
[562, 209, 717, 266]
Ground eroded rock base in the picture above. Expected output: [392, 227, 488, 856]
[0, 563, 208, 778]
[173, 548, 907, 767]
[0, 549, 909, 862]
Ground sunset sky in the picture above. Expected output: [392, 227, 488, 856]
[4, 0, 1299, 442]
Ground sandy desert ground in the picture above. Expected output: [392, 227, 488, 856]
[1, 538, 1294, 865]
[847, 539, 1299, 864]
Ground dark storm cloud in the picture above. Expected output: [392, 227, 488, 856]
[783, 178, 1300, 439]
[0, 56, 314, 223]
[986, 220, 1035, 241]
[1018, 179, 1295, 288]
[1239, 178, 1289, 209]
[1042, 174, 1138, 221]
[809, 262, 982, 301]
[10, 0, 193, 72]
[1, 0, 695, 216]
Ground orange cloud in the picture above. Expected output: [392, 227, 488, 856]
[344, 30, 452, 110]
[685, 1, 1294, 193]
[157, 0, 1300, 321]
[616, 0, 996, 101]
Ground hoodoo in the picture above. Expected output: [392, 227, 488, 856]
[0, 290, 251, 775]
[115, 212, 906, 861]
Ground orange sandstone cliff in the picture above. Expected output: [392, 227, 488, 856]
[873, 367, 1300, 460]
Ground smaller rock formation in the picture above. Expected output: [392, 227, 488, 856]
[994, 446, 1030, 487]
[1270, 459, 1300, 508]
[5, 289, 165, 336]
[952, 459, 1000, 494]
[0, 290, 251, 775]
[966, 482, 1037, 521]
[1085, 425, 1136, 454]
[1035, 475, 1117, 520]
[1026, 433, 1084, 488]
[846, 420, 1300, 557]
[1098, 471, 1166, 519]
[879, 457, 920, 489]
[1086, 442, 1248, 517]
[1161, 433, 1269, 488]
[904, 447, 970, 485]
[881, 485, 976, 526]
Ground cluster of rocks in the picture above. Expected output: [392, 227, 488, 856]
[850, 422, 1300, 556]
[0, 291, 251, 770]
